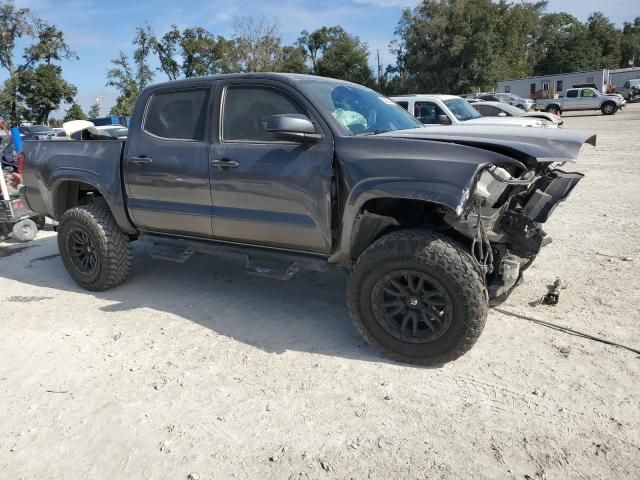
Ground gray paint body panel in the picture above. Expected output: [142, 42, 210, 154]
[21, 73, 596, 264]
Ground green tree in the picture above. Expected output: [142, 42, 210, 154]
[391, 0, 502, 93]
[279, 45, 308, 73]
[106, 26, 154, 117]
[587, 12, 621, 69]
[64, 102, 86, 121]
[0, 1, 76, 124]
[232, 16, 283, 72]
[17, 63, 76, 123]
[106, 50, 151, 117]
[87, 102, 101, 118]
[298, 26, 372, 85]
[620, 17, 640, 67]
[532, 13, 600, 75]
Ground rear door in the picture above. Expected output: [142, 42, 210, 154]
[563, 89, 579, 110]
[209, 79, 334, 254]
[124, 84, 214, 237]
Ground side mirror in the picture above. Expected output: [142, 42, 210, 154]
[267, 114, 321, 142]
[498, 112, 507, 117]
[437, 114, 452, 125]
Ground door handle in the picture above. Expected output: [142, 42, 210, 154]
[129, 156, 153, 165]
[210, 158, 240, 169]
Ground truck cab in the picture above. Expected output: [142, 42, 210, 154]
[535, 87, 626, 115]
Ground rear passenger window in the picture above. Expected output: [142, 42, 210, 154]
[566, 90, 578, 98]
[144, 89, 209, 141]
[222, 86, 306, 141]
[478, 105, 500, 116]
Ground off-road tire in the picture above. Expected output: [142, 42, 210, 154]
[12, 218, 38, 242]
[546, 105, 560, 115]
[601, 102, 617, 115]
[57, 199, 132, 291]
[347, 229, 488, 365]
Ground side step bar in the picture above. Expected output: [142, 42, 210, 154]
[140, 233, 331, 280]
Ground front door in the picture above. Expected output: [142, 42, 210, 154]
[124, 85, 214, 237]
[579, 88, 600, 109]
[209, 80, 334, 254]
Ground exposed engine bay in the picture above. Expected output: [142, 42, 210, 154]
[445, 162, 583, 302]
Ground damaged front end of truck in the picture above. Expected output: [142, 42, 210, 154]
[429, 128, 596, 304]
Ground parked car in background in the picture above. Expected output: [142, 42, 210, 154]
[534, 88, 626, 115]
[471, 101, 563, 126]
[476, 93, 535, 111]
[621, 79, 640, 101]
[391, 94, 556, 128]
[18, 125, 56, 140]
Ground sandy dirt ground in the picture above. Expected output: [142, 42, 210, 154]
[1, 104, 639, 480]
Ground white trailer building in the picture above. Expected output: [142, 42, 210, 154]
[498, 69, 608, 99]
[609, 67, 640, 90]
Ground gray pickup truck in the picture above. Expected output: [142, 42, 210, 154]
[21, 73, 595, 365]
[534, 87, 626, 115]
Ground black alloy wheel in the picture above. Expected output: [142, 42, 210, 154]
[66, 227, 99, 275]
[371, 269, 453, 343]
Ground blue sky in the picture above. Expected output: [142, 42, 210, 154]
[3, 0, 637, 117]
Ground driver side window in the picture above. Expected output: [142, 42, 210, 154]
[415, 101, 444, 124]
[222, 86, 307, 142]
[581, 89, 596, 97]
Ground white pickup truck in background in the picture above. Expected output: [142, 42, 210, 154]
[534, 88, 626, 116]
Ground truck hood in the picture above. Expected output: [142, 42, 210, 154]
[378, 126, 596, 164]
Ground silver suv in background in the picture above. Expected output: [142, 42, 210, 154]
[476, 93, 535, 111]
[621, 79, 640, 101]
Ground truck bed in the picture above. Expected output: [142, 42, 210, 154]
[21, 139, 136, 234]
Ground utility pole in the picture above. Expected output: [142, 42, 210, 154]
[377, 49, 382, 90]
[95, 96, 103, 117]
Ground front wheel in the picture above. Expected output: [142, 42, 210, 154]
[347, 229, 488, 365]
[601, 102, 617, 115]
[57, 200, 132, 291]
[546, 105, 560, 115]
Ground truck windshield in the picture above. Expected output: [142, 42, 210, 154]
[444, 99, 482, 121]
[297, 78, 421, 136]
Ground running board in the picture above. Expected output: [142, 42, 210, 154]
[142, 234, 330, 280]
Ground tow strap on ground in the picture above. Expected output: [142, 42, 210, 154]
[494, 308, 640, 356]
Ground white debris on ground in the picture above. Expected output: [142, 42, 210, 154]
[1, 105, 639, 480]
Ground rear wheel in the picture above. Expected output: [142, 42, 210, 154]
[347, 229, 488, 365]
[601, 102, 617, 115]
[57, 200, 132, 291]
[546, 105, 560, 115]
